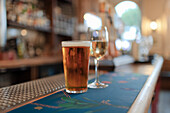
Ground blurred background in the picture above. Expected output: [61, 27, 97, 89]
[0, 0, 168, 86]
[0, 0, 170, 112]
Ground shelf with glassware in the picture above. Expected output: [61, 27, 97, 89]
[53, 14, 76, 37]
[6, 0, 76, 59]
[7, 20, 51, 33]
[1, 0, 76, 82]
[6, 0, 51, 32]
[6, 0, 53, 58]
[53, 0, 76, 37]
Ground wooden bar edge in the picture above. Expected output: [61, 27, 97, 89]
[128, 56, 164, 113]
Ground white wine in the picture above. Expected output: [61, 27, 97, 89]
[88, 26, 109, 89]
[90, 40, 108, 60]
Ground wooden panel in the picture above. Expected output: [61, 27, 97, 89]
[161, 60, 170, 71]
[30, 66, 38, 80]
[0, 56, 62, 69]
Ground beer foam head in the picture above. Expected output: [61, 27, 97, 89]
[62, 41, 91, 47]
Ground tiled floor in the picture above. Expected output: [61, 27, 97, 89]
[158, 90, 170, 113]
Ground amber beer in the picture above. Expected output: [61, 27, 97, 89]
[62, 41, 91, 93]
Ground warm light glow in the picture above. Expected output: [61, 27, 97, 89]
[21, 29, 27, 36]
[115, 39, 131, 51]
[150, 21, 158, 30]
[122, 40, 131, 51]
[84, 13, 102, 30]
[115, 39, 122, 50]
[122, 27, 137, 40]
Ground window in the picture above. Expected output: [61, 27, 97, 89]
[115, 1, 141, 41]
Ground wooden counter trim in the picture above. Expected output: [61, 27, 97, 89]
[128, 57, 164, 113]
[0, 56, 63, 69]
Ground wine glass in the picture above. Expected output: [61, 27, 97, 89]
[88, 26, 109, 88]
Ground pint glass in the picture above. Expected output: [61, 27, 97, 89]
[62, 41, 91, 93]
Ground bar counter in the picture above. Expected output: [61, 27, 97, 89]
[0, 56, 63, 80]
[0, 56, 63, 69]
[0, 56, 163, 113]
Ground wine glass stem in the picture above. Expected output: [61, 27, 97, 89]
[94, 59, 99, 83]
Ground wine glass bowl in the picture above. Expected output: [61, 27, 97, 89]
[88, 26, 109, 88]
[90, 40, 108, 60]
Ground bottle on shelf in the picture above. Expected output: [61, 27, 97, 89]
[6, 0, 50, 30]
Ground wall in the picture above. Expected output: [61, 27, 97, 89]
[164, 0, 170, 59]
[141, 0, 167, 57]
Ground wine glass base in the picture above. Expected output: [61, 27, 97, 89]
[88, 82, 108, 88]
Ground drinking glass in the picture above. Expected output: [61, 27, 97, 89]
[88, 26, 109, 88]
[62, 41, 91, 93]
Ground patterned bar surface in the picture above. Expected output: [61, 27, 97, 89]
[0, 74, 65, 112]
[7, 72, 148, 113]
